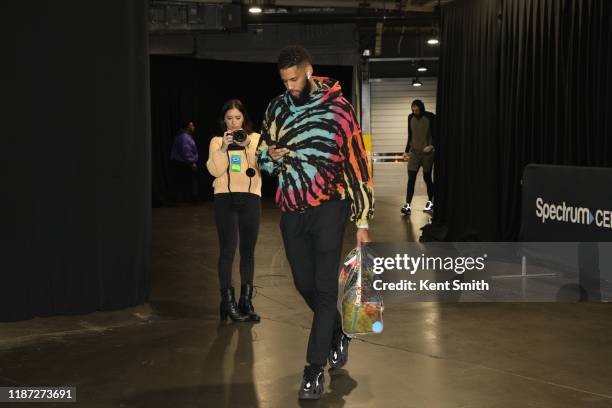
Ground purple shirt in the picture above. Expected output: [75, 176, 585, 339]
[170, 132, 199, 163]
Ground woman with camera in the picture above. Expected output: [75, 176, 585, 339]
[206, 99, 262, 323]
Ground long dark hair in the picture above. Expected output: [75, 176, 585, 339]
[219, 99, 254, 134]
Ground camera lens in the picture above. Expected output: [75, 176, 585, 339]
[232, 130, 247, 143]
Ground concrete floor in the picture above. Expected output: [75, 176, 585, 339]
[1, 193, 612, 408]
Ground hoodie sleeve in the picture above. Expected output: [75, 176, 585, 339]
[206, 137, 229, 178]
[427, 112, 436, 148]
[340, 103, 375, 228]
[405, 114, 413, 153]
[256, 104, 284, 175]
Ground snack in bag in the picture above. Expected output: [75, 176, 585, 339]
[338, 245, 384, 336]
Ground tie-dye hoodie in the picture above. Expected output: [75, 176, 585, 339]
[256, 77, 374, 227]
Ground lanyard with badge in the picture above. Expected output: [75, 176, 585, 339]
[230, 152, 242, 172]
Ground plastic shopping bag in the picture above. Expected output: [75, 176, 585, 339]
[338, 245, 384, 336]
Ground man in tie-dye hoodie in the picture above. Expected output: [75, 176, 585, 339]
[257, 45, 374, 400]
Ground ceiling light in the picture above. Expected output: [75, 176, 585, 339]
[249, 0, 263, 13]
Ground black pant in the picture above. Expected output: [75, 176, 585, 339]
[171, 160, 199, 203]
[406, 169, 434, 203]
[280, 200, 348, 366]
[214, 193, 261, 290]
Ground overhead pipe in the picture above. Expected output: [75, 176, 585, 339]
[272, 0, 435, 12]
[151, 0, 436, 12]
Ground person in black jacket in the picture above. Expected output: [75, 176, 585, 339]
[401, 99, 435, 215]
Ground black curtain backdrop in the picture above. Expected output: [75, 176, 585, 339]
[3, 1, 150, 321]
[434, 0, 501, 241]
[150, 56, 353, 204]
[435, 0, 612, 241]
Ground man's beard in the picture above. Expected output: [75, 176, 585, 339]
[290, 77, 312, 105]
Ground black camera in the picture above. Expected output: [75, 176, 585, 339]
[227, 129, 248, 150]
[231, 129, 247, 143]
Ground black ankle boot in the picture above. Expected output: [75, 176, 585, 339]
[238, 283, 260, 322]
[220, 287, 249, 322]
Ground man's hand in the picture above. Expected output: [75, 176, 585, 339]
[269, 145, 290, 161]
[423, 145, 434, 153]
[191, 162, 198, 172]
[402, 152, 409, 160]
[356, 228, 371, 246]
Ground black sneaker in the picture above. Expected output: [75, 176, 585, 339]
[298, 365, 324, 400]
[400, 203, 411, 215]
[328, 332, 350, 369]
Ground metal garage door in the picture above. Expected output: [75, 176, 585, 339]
[370, 77, 437, 197]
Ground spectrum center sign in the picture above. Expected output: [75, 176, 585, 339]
[535, 197, 612, 229]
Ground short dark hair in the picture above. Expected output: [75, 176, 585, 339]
[411, 99, 426, 112]
[218, 99, 254, 134]
[179, 119, 193, 130]
[277, 45, 312, 70]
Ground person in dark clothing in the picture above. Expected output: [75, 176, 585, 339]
[401, 99, 435, 215]
[170, 120, 200, 204]
[257, 45, 374, 400]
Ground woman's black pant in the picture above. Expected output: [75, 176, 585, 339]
[214, 193, 261, 290]
[280, 199, 348, 366]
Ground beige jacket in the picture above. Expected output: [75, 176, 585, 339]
[206, 133, 262, 196]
